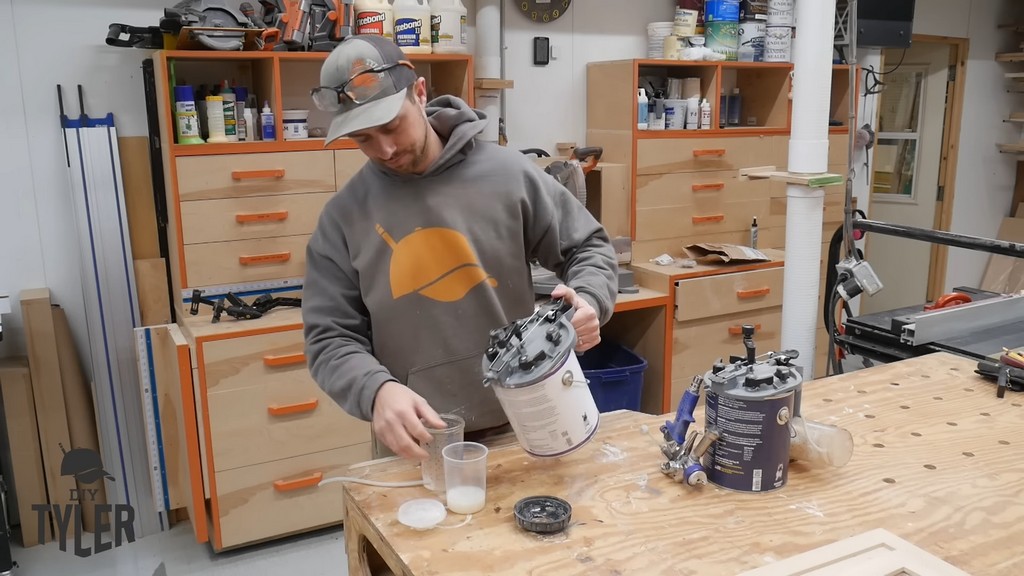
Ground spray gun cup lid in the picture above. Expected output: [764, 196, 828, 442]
[514, 496, 572, 534]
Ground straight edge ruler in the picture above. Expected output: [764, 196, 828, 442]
[181, 277, 305, 303]
[134, 326, 170, 514]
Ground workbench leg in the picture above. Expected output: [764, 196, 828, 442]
[343, 490, 403, 576]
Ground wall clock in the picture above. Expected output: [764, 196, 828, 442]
[519, 0, 571, 24]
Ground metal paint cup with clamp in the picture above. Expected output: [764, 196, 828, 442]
[482, 298, 601, 458]
[660, 325, 804, 492]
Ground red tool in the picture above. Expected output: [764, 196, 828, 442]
[923, 292, 973, 311]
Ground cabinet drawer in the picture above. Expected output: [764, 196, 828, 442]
[177, 151, 336, 201]
[637, 136, 775, 175]
[636, 170, 772, 210]
[208, 376, 370, 471]
[671, 306, 783, 407]
[184, 235, 310, 287]
[334, 149, 368, 185]
[675, 267, 784, 322]
[637, 198, 774, 242]
[201, 329, 307, 395]
[829, 134, 850, 166]
[214, 443, 372, 550]
[180, 192, 332, 245]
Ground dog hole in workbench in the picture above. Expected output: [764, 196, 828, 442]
[890, 382, 900, 387]
[882, 478, 896, 484]
[822, 398, 833, 403]
[921, 374, 931, 378]
[872, 443, 885, 448]
[900, 405, 910, 410]
[963, 452, 975, 457]
[981, 412, 991, 417]
[863, 414, 876, 419]
[999, 440, 1011, 445]
[924, 464, 937, 470]
[947, 422, 958, 426]
[933, 396, 944, 400]
[963, 387, 974, 392]
[911, 432, 923, 437]
[857, 390, 868, 394]
[1014, 403, 1022, 408]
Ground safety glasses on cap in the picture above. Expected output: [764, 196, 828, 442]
[310, 60, 415, 112]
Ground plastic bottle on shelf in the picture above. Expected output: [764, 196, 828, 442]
[220, 82, 238, 142]
[354, 0, 394, 40]
[728, 87, 742, 126]
[205, 95, 228, 143]
[173, 85, 203, 145]
[685, 96, 699, 130]
[699, 97, 712, 129]
[393, 0, 432, 54]
[261, 101, 276, 141]
[637, 89, 649, 130]
[431, 0, 468, 54]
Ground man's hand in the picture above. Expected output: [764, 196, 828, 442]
[551, 284, 601, 353]
[372, 381, 447, 460]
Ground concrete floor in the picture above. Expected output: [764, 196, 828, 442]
[9, 523, 349, 576]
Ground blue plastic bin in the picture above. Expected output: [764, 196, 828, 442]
[578, 340, 648, 412]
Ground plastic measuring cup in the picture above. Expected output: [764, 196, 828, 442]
[442, 441, 488, 514]
[421, 414, 465, 492]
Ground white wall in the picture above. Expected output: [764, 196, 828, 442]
[500, 0, 676, 153]
[942, 0, 1023, 291]
[0, 0, 169, 362]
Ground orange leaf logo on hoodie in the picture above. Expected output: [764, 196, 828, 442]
[376, 224, 498, 302]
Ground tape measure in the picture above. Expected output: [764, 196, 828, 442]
[181, 277, 305, 303]
[134, 326, 169, 513]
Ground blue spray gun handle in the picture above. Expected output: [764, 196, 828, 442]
[664, 375, 702, 445]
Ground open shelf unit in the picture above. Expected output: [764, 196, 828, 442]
[996, 25, 1024, 153]
[159, 50, 474, 157]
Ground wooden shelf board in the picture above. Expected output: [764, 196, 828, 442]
[1005, 72, 1024, 79]
[998, 143, 1024, 154]
[740, 166, 844, 187]
[635, 127, 790, 138]
[161, 50, 471, 64]
[474, 78, 514, 90]
[171, 137, 358, 157]
[996, 52, 1024, 63]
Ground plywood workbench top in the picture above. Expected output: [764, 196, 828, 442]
[340, 352, 1024, 576]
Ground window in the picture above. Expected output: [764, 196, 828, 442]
[871, 66, 926, 201]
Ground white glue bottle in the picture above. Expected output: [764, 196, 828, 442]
[260, 100, 276, 141]
[354, 0, 394, 40]
[700, 98, 712, 130]
[685, 96, 699, 130]
[637, 89, 649, 130]
[431, 0, 468, 54]
[392, 0, 432, 54]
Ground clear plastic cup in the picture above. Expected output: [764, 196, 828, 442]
[789, 416, 854, 468]
[421, 414, 465, 492]
[442, 441, 488, 515]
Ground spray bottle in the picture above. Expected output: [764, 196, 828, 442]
[750, 216, 758, 248]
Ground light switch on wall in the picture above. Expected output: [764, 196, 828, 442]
[550, 45, 560, 60]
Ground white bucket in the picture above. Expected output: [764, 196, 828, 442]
[489, 351, 601, 458]
[765, 26, 792, 62]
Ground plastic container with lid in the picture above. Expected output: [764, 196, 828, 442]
[431, 0, 468, 54]
[282, 109, 309, 140]
[354, 0, 394, 39]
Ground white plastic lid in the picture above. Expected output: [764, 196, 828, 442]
[397, 498, 447, 530]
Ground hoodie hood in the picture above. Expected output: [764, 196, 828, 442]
[376, 95, 489, 179]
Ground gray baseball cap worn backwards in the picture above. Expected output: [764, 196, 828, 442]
[314, 35, 418, 144]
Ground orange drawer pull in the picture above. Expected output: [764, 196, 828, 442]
[729, 324, 762, 335]
[263, 352, 306, 367]
[737, 287, 772, 299]
[273, 472, 323, 493]
[692, 182, 725, 192]
[267, 398, 319, 416]
[239, 251, 291, 265]
[693, 149, 726, 157]
[236, 210, 289, 224]
[231, 169, 285, 180]
[692, 214, 725, 224]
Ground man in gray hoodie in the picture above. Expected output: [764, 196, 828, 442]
[304, 35, 618, 461]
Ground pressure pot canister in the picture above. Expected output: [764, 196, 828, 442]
[482, 300, 601, 458]
[704, 387, 794, 492]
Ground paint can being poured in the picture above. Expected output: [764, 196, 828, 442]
[482, 299, 601, 458]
